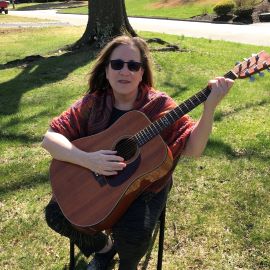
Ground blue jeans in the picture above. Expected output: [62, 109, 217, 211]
[45, 182, 170, 270]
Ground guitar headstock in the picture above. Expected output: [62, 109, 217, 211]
[232, 51, 270, 80]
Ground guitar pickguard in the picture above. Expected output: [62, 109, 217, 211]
[106, 154, 141, 187]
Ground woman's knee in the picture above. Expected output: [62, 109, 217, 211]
[44, 202, 67, 234]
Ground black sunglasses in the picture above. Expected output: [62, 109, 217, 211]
[109, 59, 142, 72]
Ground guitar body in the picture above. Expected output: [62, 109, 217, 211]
[50, 110, 173, 234]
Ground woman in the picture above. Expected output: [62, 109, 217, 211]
[42, 35, 234, 270]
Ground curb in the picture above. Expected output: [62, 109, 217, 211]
[128, 15, 247, 25]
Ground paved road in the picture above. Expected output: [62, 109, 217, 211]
[8, 9, 270, 47]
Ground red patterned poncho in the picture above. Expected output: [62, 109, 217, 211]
[50, 84, 195, 192]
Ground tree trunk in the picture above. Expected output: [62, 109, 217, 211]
[74, 0, 137, 49]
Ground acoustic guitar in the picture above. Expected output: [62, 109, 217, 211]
[50, 51, 270, 234]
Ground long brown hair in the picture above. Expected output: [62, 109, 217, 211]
[88, 36, 154, 93]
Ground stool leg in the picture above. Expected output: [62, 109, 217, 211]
[69, 240, 75, 270]
[157, 206, 166, 270]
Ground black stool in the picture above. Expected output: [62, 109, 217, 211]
[69, 206, 166, 270]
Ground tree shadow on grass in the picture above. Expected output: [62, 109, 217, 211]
[0, 48, 96, 116]
[0, 171, 49, 197]
[0, 109, 57, 144]
[0, 131, 41, 144]
[214, 98, 270, 122]
[205, 138, 270, 161]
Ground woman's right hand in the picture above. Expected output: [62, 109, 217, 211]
[83, 150, 126, 176]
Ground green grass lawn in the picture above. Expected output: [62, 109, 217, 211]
[57, 0, 213, 18]
[0, 26, 270, 269]
[127, 0, 214, 18]
[15, 0, 213, 18]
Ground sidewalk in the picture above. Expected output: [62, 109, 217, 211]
[0, 21, 70, 28]
[8, 10, 270, 47]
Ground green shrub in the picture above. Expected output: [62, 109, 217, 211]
[234, 6, 254, 17]
[213, 0, 236, 16]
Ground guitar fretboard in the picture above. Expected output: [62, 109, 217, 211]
[132, 70, 237, 147]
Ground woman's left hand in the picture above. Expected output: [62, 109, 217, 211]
[205, 77, 234, 112]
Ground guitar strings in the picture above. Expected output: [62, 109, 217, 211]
[114, 86, 213, 160]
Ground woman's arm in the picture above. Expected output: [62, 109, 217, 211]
[41, 128, 126, 175]
[182, 77, 234, 157]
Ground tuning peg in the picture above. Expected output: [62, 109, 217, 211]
[245, 70, 255, 82]
[263, 61, 270, 72]
[255, 54, 260, 62]
[245, 70, 250, 76]
[254, 66, 265, 77]
[235, 63, 242, 73]
[252, 53, 260, 62]
[235, 61, 241, 66]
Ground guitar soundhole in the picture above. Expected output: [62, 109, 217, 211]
[114, 137, 138, 161]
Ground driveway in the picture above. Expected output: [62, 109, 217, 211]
[8, 9, 270, 47]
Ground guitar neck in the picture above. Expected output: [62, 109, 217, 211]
[133, 70, 237, 147]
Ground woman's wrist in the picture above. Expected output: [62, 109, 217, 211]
[202, 104, 216, 120]
[75, 150, 93, 170]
